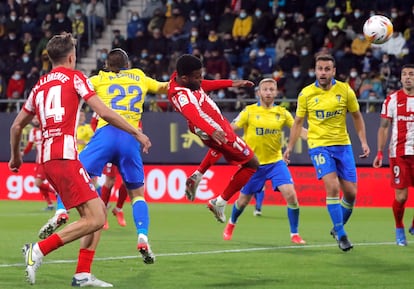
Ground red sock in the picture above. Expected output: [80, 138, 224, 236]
[75, 249, 95, 274]
[393, 199, 405, 228]
[100, 185, 111, 205]
[39, 188, 53, 205]
[198, 149, 222, 174]
[221, 166, 256, 201]
[38, 233, 64, 256]
[116, 184, 128, 209]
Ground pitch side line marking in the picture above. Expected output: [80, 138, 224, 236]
[0, 241, 396, 268]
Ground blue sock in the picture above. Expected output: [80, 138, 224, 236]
[230, 202, 244, 224]
[341, 198, 354, 225]
[254, 190, 265, 211]
[56, 195, 66, 211]
[327, 197, 346, 238]
[287, 203, 299, 234]
[132, 197, 149, 236]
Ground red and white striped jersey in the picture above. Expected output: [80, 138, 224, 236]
[23, 67, 96, 163]
[28, 126, 42, 163]
[381, 89, 414, 157]
[167, 72, 234, 141]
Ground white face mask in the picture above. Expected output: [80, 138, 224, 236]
[331, 31, 338, 36]
[301, 49, 308, 56]
[10, 16, 16, 21]
[292, 71, 300, 78]
[218, 91, 225, 99]
[132, 16, 138, 21]
[350, 71, 357, 78]
[12, 73, 21, 80]
[190, 16, 196, 21]
[334, 11, 341, 16]
[258, 51, 265, 57]
[308, 71, 315, 77]
[191, 31, 198, 37]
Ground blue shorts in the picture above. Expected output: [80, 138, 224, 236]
[241, 160, 293, 195]
[79, 125, 144, 188]
[308, 145, 356, 182]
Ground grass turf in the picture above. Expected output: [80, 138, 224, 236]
[1, 201, 414, 289]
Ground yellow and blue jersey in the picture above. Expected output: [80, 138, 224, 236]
[233, 103, 293, 165]
[296, 79, 359, 149]
[90, 68, 162, 129]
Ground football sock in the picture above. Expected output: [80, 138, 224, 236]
[38, 233, 64, 255]
[287, 203, 299, 234]
[198, 149, 222, 174]
[132, 196, 149, 236]
[392, 199, 405, 228]
[117, 184, 128, 209]
[341, 197, 354, 225]
[254, 190, 265, 211]
[38, 182, 55, 193]
[75, 248, 95, 274]
[221, 166, 256, 201]
[326, 197, 346, 238]
[56, 194, 66, 211]
[230, 202, 244, 224]
[100, 185, 111, 205]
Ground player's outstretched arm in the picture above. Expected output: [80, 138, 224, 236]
[87, 95, 152, 153]
[9, 110, 34, 172]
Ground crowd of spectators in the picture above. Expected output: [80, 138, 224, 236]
[2, 0, 414, 113]
[0, 0, 121, 112]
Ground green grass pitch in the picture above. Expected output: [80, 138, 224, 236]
[1, 201, 414, 289]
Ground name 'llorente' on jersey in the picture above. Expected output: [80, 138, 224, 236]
[23, 67, 96, 163]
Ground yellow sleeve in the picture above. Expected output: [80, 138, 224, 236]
[232, 107, 249, 129]
[296, 90, 307, 118]
[346, 84, 360, 112]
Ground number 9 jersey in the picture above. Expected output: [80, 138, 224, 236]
[23, 67, 96, 163]
[89, 68, 161, 130]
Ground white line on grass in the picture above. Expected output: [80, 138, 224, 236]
[0, 241, 395, 268]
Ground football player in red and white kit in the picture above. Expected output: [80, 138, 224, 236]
[9, 33, 150, 287]
[21, 116, 57, 210]
[168, 54, 260, 223]
[373, 64, 414, 246]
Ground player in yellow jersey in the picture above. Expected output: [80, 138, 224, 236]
[76, 110, 94, 152]
[79, 48, 168, 264]
[283, 54, 370, 252]
[221, 78, 308, 244]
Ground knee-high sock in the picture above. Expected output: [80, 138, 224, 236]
[75, 249, 95, 274]
[221, 167, 256, 201]
[38, 233, 64, 256]
[132, 196, 149, 236]
[230, 202, 245, 224]
[100, 185, 111, 205]
[393, 199, 405, 228]
[198, 149, 222, 174]
[327, 197, 346, 238]
[116, 184, 128, 209]
[341, 198, 354, 225]
[254, 190, 265, 211]
[287, 203, 299, 234]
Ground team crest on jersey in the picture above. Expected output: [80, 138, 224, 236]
[336, 94, 341, 102]
[256, 115, 260, 120]
[275, 114, 280, 120]
[315, 98, 319, 103]
[177, 92, 189, 107]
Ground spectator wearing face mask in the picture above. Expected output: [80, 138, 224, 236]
[5, 10, 22, 37]
[327, 7, 346, 30]
[127, 12, 146, 40]
[326, 25, 347, 60]
[51, 11, 72, 35]
[162, 7, 185, 39]
[298, 45, 314, 74]
[283, 66, 305, 111]
[303, 68, 316, 85]
[307, 6, 328, 52]
[147, 28, 168, 57]
[346, 8, 365, 33]
[199, 12, 216, 39]
[373, 31, 406, 59]
[232, 9, 253, 51]
[96, 48, 108, 71]
[346, 67, 363, 97]
[21, 14, 38, 39]
[183, 10, 200, 35]
[7, 70, 26, 100]
[254, 46, 273, 77]
[18, 52, 35, 76]
[251, 8, 275, 46]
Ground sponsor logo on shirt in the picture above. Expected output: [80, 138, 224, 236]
[178, 93, 189, 107]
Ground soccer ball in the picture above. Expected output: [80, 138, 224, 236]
[363, 15, 393, 44]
